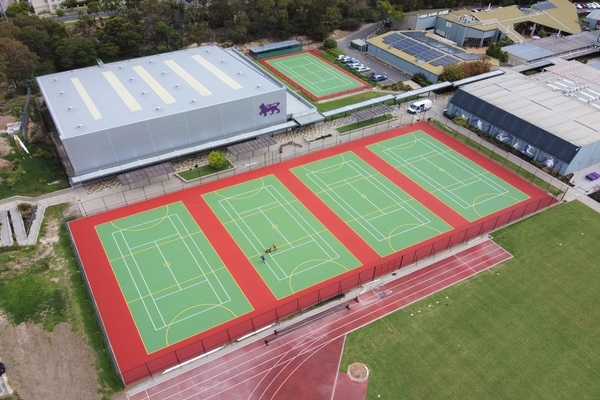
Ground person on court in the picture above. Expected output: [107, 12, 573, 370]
[265, 247, 271, 253]
[260, 255, 265, 263]
[273, 243, 277, 251]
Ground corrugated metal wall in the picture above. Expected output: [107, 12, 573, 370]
[63, 89, 288, 175]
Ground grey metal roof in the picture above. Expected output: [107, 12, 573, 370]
[249, 40, 301, 54]
[504, 42, 555, 62]
[37, 45, 284, 140]
[453, 66, 600, 148]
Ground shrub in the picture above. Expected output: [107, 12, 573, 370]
[207, 151, 229, 170]
[323, 37, 337, 50]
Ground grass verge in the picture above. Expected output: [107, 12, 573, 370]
[177, 161, 234, 182]
[336, 114, 393, 133]
[340, 201, 600, 399]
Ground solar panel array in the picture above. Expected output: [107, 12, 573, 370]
[431, 56, 460, 67]
[383, 31, 473, 67]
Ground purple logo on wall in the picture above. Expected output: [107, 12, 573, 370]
[259, 102, 281, 117]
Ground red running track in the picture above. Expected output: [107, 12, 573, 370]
[128, 240, 511, 400]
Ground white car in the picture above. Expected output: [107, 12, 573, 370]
[356, 66, 370, 73]
[336, 54, 348, 61]
[351, 63, 364, 70]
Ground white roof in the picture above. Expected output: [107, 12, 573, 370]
[37, 45, 284, 139]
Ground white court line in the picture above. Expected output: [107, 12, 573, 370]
[112, 214, 232, 333]
[383, 137, 509, 209]
[304, 159, 432, 243]
[216, 183, 341, 282]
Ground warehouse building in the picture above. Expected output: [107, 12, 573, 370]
[446, 60, 600, 175]
[37, 45, 319, 185]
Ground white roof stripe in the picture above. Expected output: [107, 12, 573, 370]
[70, 77, 103, 120]
[191, 55, 243, 90]
[102, 71, 142, 112]
[164, 59, 212, 96]
[132, 65, 177, 105]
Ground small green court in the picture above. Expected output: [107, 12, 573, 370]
[292, 152, 452, 256]
[202, 175, 362, 299]
[368, 131, 530, 221]
[264, 52, 366, 98]
[95, 202, 253, 354]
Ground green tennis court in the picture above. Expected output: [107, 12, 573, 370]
[264, 52, 365, 97]
[368, 131, 530, 221]
[95, 202, 253, 354]
[202, 175, 362, 299]
[292, 152, 453, 256]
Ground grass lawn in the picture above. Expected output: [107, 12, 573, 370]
[177, 161, 234, 181]
[0, 135, 69, 198]
[340, 200, 600, 399]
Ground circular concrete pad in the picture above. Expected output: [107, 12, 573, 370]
[347, 362, 369, 382]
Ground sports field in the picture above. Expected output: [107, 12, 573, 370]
[369, 131, 530, 221]
[95, 202, 253, 353]
[263, 51, 368, 100]
[292, 152, 452, 256]
[67, 123, 553, 384]
[340, 200, 600, 399]
[202, 175, 362, 299]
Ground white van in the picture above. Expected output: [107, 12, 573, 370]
[407, 99, 432, 114]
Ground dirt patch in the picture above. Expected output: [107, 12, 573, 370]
[0, 115, 17, 129]
[0, 216, 108, 400]
[0, 159, 13, 171]
[0, 135, 13, 158]
[0, 319, 101, 400]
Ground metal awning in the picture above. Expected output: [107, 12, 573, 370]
[228, 136, 277, 156]
[352, 104, 394, 122]
[117, 162, 175, 185]
[293, 112, 324, 125]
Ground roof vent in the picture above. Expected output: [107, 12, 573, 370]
[53, 78, 58, 82]
[175, 84, 180, 88]
[76, 124, 83, 128]
[68, 106, 73, 110]
[161, 71, 166, 75]
[60, 91, 65, 95]
[220, 59, 225, 63]
[191, 99, 197, 103]
[129, 77, 135, 81]
[155, 106, 161, 111]
[141, 91, 147, 95]
[237, 71, 243, 75]
[256, 84, 262, 88]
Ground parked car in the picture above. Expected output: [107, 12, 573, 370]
[356, 66, 370, 73]
[351, 63, 365, 70]
[371, 74, 387, 82]
[344, 58, 359, 65]
[337, 54, 349, 61]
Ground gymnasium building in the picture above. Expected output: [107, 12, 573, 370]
[37, 45, 319, 185]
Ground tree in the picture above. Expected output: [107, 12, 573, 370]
[208, 151, 229, 170]
[0, 37, 38, 85]
[5, 1, 32, 17]
[54, 37, 98, 70]
[96, 16, 143, 57]
[438, 62, 464, 82]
